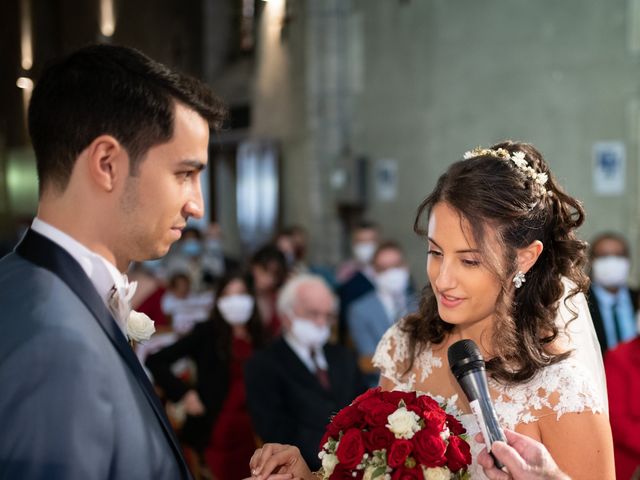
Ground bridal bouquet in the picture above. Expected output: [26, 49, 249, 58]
[318, 388, 471, 480]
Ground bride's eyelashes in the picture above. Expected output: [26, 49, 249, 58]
[427, 249, 481, 267]
[461, 258, 481, 267]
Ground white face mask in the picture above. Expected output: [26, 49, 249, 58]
[592, 256, 630, 288]
[353, 242, 377, 264]
[376, 267, 410, 295]
[290, 317, 331, 349]
[217, 294, 255, 325]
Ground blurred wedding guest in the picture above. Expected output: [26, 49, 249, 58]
[244, 274, 367, 471]
[587, 232, 639, 353]
[274, 230, 297, 269]
[347, 241, 417, 386]
[147, 273, 266, 480]
[250, 244, 289, 336]
[163, 227, 204, 292]
[335, 221, 380, 283]
[161, 272, 214, 335]
[0, 44, 224, 479]
[128, 262, 170, 330]
[200, 222, 240, 286]
[336, 223, 380, 342]
[605, 334, 640, 479]
[278, 225, 336, 287]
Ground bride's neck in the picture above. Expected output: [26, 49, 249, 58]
[448, 321, 495, 358]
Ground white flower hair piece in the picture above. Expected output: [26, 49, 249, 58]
[463, 147, 552, 197]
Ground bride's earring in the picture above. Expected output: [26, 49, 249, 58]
[513, 271, 526, 289]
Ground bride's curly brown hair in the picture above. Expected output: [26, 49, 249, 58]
[402, 140, 589, 384]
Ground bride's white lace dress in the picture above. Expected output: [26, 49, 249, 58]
[372, 285, 606, 479]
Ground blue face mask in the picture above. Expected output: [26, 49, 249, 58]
[181, 239, 202, 257]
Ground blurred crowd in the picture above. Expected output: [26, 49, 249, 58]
[126, 221, 419, 479]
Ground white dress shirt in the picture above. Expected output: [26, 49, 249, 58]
[283, 332, 328, 373]
[31, 218, 130, 332]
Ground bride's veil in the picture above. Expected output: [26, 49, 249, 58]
[555, 277, 608, 414]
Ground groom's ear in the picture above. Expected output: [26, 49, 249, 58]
[516, 240, 544, 274]
[85, 135, 128, 192]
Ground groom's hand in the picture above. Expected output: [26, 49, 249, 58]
[476, 430, 570, 480]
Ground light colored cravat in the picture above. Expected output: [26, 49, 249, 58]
[107, 274, 138, 326]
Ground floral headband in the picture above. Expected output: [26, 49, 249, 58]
[463, 147, 552, 197]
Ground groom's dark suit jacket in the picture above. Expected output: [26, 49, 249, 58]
[0, 230, 192, 479]
[245, 337, 367, 471]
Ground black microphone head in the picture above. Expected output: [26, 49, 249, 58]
[448, 339, 485, 379]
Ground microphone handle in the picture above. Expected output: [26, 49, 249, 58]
[469, 397, 507, 469]
[458, 371, 507, 470]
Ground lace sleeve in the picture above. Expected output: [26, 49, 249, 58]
[494, 359, 606, 429]
[372, 323, 416, 390]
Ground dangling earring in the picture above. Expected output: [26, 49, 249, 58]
[513, 271, 526, 289]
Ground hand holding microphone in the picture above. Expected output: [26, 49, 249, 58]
[448, 339, 507, 470]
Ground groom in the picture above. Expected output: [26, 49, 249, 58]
[0, 45, 225, 479]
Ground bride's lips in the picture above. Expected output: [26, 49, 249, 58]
[438, 292, 464, 308]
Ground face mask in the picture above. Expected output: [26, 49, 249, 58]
[592, 256, 630, 288]
[283, 251, 296, 267]
[290, 317, 331, 349]
[181, 239, 202, 257]
[376, 267, 410, 295]
[217, 294, 255, 325]
[142, 258, 163, 273]
[205, 239, 222, 253]
[353, 242, 377, 264]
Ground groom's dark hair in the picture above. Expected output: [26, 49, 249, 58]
[28, 44, 226, 194]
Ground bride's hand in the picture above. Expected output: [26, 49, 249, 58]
[247, 443, 314, 480]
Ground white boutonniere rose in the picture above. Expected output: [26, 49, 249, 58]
[127, 310, 155, 342]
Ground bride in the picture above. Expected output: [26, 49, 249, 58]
[247, 141, 614, 479]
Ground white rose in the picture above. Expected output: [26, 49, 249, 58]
[127, 310, 155, 342]
[321, 453, 338, 477]
[423, 467, 450, 480]
[363, 465, 388, 480]
[386, 407, 421, 439]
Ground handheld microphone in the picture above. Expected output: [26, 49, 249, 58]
[448, 339, 507, 470]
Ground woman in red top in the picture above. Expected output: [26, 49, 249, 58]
[605, 336, 640, 480]
[146, 272, 267, 479]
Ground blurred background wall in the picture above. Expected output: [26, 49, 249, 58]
[2, 0, 639, 283]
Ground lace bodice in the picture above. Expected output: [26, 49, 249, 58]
[372, 323, 605, 479]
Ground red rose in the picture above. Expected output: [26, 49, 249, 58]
[381, 390, 417, 407]
[330, 463, 363, 480]
[446, 414, 466, 436]
[332, 404, 365, 432]
[446, 435, 472, 472]
[387, 439, 413, 468]
[336, 428, 365, 469]
[411, 428, 447, 467]
[357, 397, 397, 426]
[415, 395, 440, 413]
[364, 426, 395, 452]
[421, 409, 447, 434]
[352, 387, 381, 406]
[391, 466, 423, 480]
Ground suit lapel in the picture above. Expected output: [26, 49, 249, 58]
[276, 338, 334, 396]
[16, 229, 192, 479]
